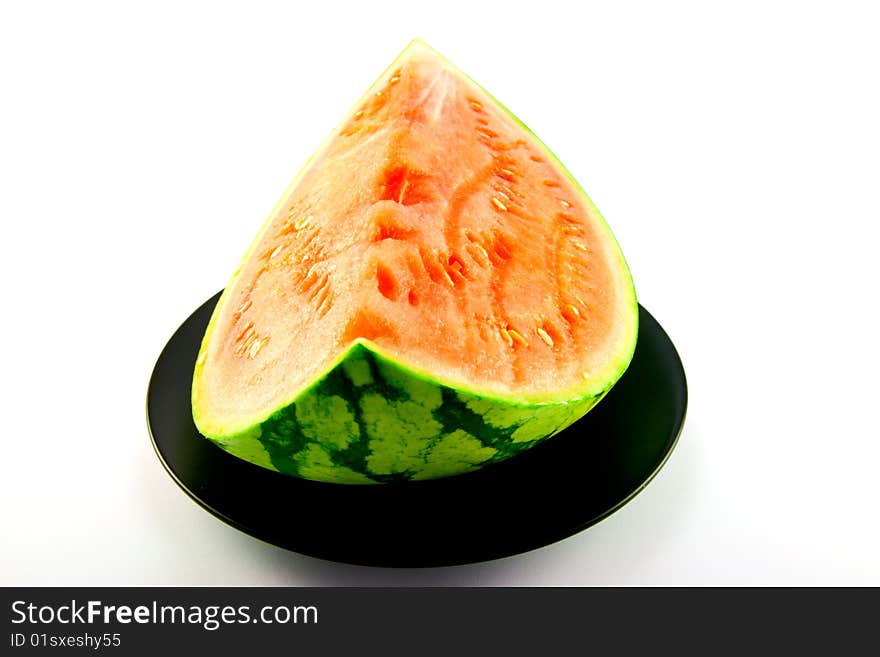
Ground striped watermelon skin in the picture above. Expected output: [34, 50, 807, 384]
[209, 344, 604, 484]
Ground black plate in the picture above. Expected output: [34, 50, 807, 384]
[147, 292, 687, 567]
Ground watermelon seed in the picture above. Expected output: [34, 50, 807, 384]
[499, 168, 516, 180]
[571, 240, 588, 251]
[537, 327, 554, 347]
[248, 337, 267, 359]
[389, 75, 400, 84]
[315, 288, 334, 318]
[543, 180, 560, 188]
[465, 242, 490, 267]
[396, 178, 410, 204]
[566, 303, 581, 319]
[499, 327, 514, 348]
[380, 165, 434, 206]
[235, 321, 255, 344]
[235, 299, 252, 316]
[469, 100, 483, 111]
[560, 307, 577, 326]
[559, 199, 571, 208]
[440, 265, 456, 287]
[491, 197, 507, 212]
[495, 189, 510, 201]
[298, 228, 319, 254]
[498, 183, 520, 201]
[300, 270, 315, 290]
[354, 110, 364, 120]
[508, 328, 529, 347]
[300, 268, 319, 294]
[447, 267, 466, 285]
[294, 214, 314, 230]
[448, 253, 468, 276]
[238, 332, 256, 356]
[268, 245, 283, 260]
[313, 274, 332, 306]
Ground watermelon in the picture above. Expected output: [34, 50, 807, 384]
[191, 40, 638, 484]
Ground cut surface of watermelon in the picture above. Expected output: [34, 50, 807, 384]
[192, 41, 637, 483]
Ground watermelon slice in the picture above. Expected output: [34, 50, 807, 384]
[191, 41, 638, 483]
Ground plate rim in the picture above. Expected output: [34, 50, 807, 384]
[146, 293, 687, 568]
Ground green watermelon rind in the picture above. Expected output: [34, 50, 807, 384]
[206, 340, 608, 484]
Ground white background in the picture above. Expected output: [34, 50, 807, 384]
[2, 0, 878, 585]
